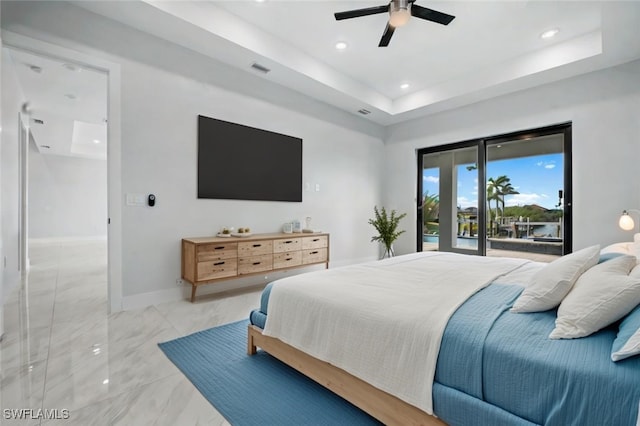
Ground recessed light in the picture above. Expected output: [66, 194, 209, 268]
[93, 139, 101, 144]
[250, 62, 271, 74]
[335, 41, 348, 50]
[400, 83, 410, 90]
[540, 28, 559, 39]
[62, 63, 81, 72]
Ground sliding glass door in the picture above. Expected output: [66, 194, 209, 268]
[417, 123, 572, 258]
[418, 142, 484, 255]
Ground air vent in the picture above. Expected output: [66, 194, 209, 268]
[250, 62, 271, 74]
[357, 109, 371, 115]
[33, 118, 45, 125]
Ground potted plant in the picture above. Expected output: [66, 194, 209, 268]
[368, 206, 407, 259]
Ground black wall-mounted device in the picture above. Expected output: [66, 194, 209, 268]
[148, 194, 156, 207]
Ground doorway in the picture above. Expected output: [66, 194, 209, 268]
[3, 32, 122, 312]
[417, 123, 572, 259]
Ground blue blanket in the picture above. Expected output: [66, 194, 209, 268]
[251, 283, 640, 425]
[436, 284, 640, 426]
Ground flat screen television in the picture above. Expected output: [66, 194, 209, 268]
[198, 115, 303, 202]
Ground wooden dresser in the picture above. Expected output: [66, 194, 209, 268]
[181, 232, 329, 302]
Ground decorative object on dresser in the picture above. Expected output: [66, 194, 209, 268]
[181, 232, 330, 302]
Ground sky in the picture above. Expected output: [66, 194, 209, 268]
[423, 153, 564, 210]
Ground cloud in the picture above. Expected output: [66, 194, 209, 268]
[505, 193, 544, 206]
[424, 175, 439, 183]
[457, 196, 477, 209]
[537, 160, 556, 169]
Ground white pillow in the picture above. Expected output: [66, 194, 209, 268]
[600, 242, 633, 255]
[511, 245, 600, 313]
[632, 241, 640, 260]
[550, 255, 640, 339]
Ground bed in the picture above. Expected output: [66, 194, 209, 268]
[247, 250, 640, 426]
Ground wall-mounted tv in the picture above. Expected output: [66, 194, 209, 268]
[198, 115, 303, 202]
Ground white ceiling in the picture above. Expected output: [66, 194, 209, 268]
[7, 48, 108, 160]
[7, 0, 640, 158]
[73, 0, 640, 126]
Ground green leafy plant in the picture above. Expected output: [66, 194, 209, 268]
[368, 206, 407, 257]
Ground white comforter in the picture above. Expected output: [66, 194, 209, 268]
[263, 251, 531, 414]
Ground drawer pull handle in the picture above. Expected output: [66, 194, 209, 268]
[253, 244, 261, 247]
[285, 240, 292, 244]
[310, 251, 319, 254]
[286, 257, 293, 261]
[313, 238, 319, 242]
[215, 246, 225, 250]
[253, 262, 261, 265]
[214, 261, 225, 266]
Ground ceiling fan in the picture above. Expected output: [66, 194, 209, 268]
[334, 0, 455, 47]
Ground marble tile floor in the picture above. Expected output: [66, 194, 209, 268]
[1, 239, 263, 426]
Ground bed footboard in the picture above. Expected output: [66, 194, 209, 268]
[247, 324, 446, 426]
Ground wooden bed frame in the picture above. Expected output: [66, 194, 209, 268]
[247, 324, 446, 426]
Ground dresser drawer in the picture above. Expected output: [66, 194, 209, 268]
[238, 254, 273, 275]
[197, 243, 238, 262]
[302, 247, 328, 265]
[273, 238, 301, 253]
[301, 235, 328, 250]
[273, 251, 302, 269]
[238, 240, 273, 257]
[197, 259, 238, 281]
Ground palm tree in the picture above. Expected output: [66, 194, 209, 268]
[486, 178, 501, 236]
[498, 180, 519, 218]
[487, 175, 519, 236]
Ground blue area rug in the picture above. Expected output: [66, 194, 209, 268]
[158, 320, 380, 425]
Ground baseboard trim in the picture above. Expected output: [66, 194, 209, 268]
[121, 257, 375, 310]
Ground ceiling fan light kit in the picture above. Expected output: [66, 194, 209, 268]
[388, 0, 411, 27]
[334, 0, 455, 47]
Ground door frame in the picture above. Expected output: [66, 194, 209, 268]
[3, 31, 124, 312]
[417, 122, 572, 255]
[417, 139, 486, 255]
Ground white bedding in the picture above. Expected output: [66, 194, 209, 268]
[263, 251, 532, 414]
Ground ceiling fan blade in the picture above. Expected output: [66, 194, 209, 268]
[411, 4, 455, 25]
[334, 5, 389, 20]
[378, 23, 395, 47]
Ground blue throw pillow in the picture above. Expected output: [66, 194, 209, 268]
[611, 304, 640, 362]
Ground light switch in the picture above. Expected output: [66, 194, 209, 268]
[126, 193, 145, 206]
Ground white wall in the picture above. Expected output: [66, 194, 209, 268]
[28, 149, 107, 239]
[9, 1, 640, 308]
[1, 47, 24, 302]
[1, 1, 385, 305]
[384, 60, 640, 255]
[119, 58, 383, 297]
